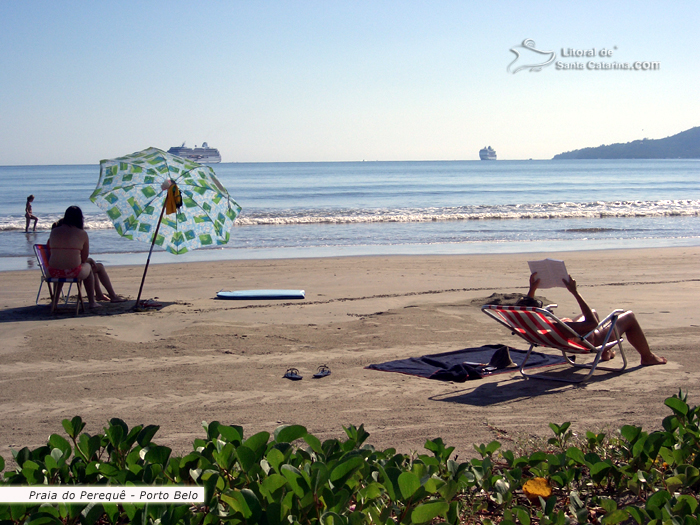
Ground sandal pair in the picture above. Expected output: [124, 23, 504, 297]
[283, 365, 331, 380]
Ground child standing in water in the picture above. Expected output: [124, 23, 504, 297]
[25, 195, 38, 232]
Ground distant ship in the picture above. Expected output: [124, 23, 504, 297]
[167, 142, 221, 164]
[479, 146, 497, 160]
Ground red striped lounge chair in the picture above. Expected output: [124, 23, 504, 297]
[481, 304, 627, 383]
[33, 244, 85, 315]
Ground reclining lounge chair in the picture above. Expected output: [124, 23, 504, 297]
[481, 304, 627, 383]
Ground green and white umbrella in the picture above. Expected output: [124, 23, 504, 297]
[90, 147, 241, 306]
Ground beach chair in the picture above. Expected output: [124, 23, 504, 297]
[33, 244, 85, 315]
[481, 304, 627, 383]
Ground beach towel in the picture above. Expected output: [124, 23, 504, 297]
[366, 344, 567, 382]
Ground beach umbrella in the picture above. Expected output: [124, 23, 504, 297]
[90, 147, 241, 307]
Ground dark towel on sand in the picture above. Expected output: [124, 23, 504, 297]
[366, 344, 566, 382]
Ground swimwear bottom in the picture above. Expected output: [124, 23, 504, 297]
[48, 266, 82, 279]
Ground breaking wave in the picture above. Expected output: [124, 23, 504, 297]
[1, 199, 699, 232]
[234, 199, 700, 226]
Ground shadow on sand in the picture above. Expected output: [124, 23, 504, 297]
[429, 365, 643, 407]
[0, 298, 174, 323]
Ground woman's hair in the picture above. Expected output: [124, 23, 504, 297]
[516, 295, 543, 308]
[62, 206, 84, 229]
[27, 195, 34, 202]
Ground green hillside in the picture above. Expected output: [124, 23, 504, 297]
[553, 126, 700, 159]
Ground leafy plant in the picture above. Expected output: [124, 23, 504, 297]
[0, 391, 698, 524]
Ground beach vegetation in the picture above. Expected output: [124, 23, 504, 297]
[0, 390, 698, 524]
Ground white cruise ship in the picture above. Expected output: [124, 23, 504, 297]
[167, 142, 222, 164]
[479, 146, 497, 160]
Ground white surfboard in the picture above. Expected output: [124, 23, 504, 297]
[217, 289, 305, 300]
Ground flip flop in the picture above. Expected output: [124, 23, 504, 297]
[312, 365, 331, 379]
[138, 299, 162, 308]
[283, 368, 303, 381]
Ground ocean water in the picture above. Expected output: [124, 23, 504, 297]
[1, 159, 699, 272]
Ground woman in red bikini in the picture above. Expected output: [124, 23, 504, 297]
[48, 206, 125, 308]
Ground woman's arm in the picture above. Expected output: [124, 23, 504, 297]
[527, 272, 540, 298]
[81, 230, 90, 264]
[563, 276, 598, 333]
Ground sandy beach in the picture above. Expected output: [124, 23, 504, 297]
[0, 246, 698, 464]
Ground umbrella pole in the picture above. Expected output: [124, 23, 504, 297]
[134, 199, 167, 309]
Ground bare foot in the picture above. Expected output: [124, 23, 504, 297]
[601, 349, 616, 361]
[88, 303, 103, 309]
[110, 296, 128, 303]
[96, 294, 110, 301]
[641, 354, 667, 366]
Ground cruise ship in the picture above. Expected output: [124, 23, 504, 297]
[167, 142, 222, 164]
[479, 146, 497, 160]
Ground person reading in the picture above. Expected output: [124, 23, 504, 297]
[519, 272, 667, 366]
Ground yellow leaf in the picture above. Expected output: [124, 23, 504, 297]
[522, 477, 552, 501]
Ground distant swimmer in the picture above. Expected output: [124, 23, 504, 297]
[25, 195, 38, 232]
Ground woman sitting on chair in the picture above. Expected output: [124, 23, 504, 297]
[48, 206, 124, 308]
[520, 272, 667, 366]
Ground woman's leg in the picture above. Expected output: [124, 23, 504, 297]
[78, 263, 98, 307]
[590, 310, 666, 365]
[92, 262, 125, 302]
[88, 259, 107, 300]
[573, 309, 599, 322]
[94, 279, 106, 300]
[51, 282, 63, 310]
[90, 261, 107, 300]
[615, 311, 666, 365]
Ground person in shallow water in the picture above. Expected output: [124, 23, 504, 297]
[47, 206, 126, 308]
[518, 272, 667, 366]
[25, 195, 38, 232]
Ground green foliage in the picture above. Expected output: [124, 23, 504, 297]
[552, 125, 700, 159]
[0, 391, 698, 524]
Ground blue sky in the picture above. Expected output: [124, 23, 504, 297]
[1, 1, 698, 164]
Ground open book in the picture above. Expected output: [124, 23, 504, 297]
[527, 258, 568, 289]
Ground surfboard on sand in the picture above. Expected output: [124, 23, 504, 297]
[216, 290, 305, 300]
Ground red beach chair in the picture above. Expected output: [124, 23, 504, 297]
[481, 304, 627, 383]
[33, 244, 85, 315]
